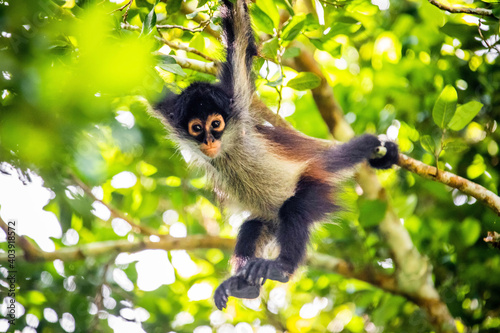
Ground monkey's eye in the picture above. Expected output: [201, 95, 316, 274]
[212, 120, 221, 128]
[192, 124, 203, 133]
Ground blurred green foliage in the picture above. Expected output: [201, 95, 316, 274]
[0, 0, 499, 332]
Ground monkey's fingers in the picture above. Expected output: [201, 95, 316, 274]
[215, 276, 260, 309]
[214, 283, 229, 310]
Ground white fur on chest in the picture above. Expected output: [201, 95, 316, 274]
[208, 130, 304, 220]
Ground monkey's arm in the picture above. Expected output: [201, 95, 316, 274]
[325, 134, 399, 172]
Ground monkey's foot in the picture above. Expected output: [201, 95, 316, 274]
[236, 259, 290, 286]
[368, 141, 399, 169]
[214, 276, 260, 310]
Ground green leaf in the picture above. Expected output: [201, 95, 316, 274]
[159, 63, 187, 77]
[432, 85, 457, 129]
[141, 2, 158, 37]
[281, 15, 306, 42]
[266, 74, 283, 87]
[459, 218, 481, 247]
[494, 6, 500, 17]
[189, 33, 205, 53]
[358, 199, 388, 227]
[420, 135, 436, 153]
[440, 23, 477, 39]
[157, 55, 177, 64]
[448, 101, 483, 131]
[256, 0, 280, 29]
[283, 47, 300, 59]
[250, 4, 275, 35]
[197, 0, 209, 8]
[186, 10, 200, 19]
[135, 0, 152, 8]
[466, 154, 486, 179]
[166, 0, 182, 13]
[276, 0, 294, 15]
[260, 37, 279, 60]
[393, 194, 418, 219]
[443, 140, 469, 153]
[287, 72, 321, 90]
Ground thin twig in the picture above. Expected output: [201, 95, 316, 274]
[478, 19, 500, 53]
[89, 261, 112, 331]
[71, 175, 159, 236]
[110, 0, 133, 22]
[156, 29, 217, 62]
[156, 19, 211, 33]
[427, 0, 495, 18]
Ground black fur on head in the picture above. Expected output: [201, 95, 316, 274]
[156, 82, 232, 133]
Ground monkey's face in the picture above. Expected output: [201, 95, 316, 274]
[187, 113, 226, 158]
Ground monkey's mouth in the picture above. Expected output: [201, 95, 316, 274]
[200, 142, 221, 158]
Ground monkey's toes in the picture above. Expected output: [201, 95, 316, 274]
[214, 276, 260, 310]
[229, 277, 260, 299]
[238, 259, 290, 285]
[266, 263, 290, 283]
[214, 284, 229, 310]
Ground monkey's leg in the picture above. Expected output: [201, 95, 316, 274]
[214, 219, 264, 310]
[238, 177, 335, 286]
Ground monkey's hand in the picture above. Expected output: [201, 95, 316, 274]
[214, 276, 260, 310]
[368, 140, 399, 170]
[236, 258, 290, 286]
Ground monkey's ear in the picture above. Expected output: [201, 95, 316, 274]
[154, 91, 178, 124]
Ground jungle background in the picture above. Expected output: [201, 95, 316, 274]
[1, 0, 500, 332]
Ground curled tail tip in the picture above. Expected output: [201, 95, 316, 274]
[369, 141, 399, 169]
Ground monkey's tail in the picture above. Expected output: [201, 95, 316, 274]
[325, 134, 399, 173]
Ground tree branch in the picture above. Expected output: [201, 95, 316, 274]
[398, 154, 500, 216]
[0, 229, 450, 329]
[0, 235, 235, 263]
[156, 20, 211, 33]
[180, 3, 220, 38]
[169, 55, 217, 75]
[427, 0, 496, 18]
[0, 232, 404, 299]
[120, 22, 218, 63]
[0, 215, 42, 261]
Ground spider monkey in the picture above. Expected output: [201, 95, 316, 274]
[155, 0, 399, 310]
